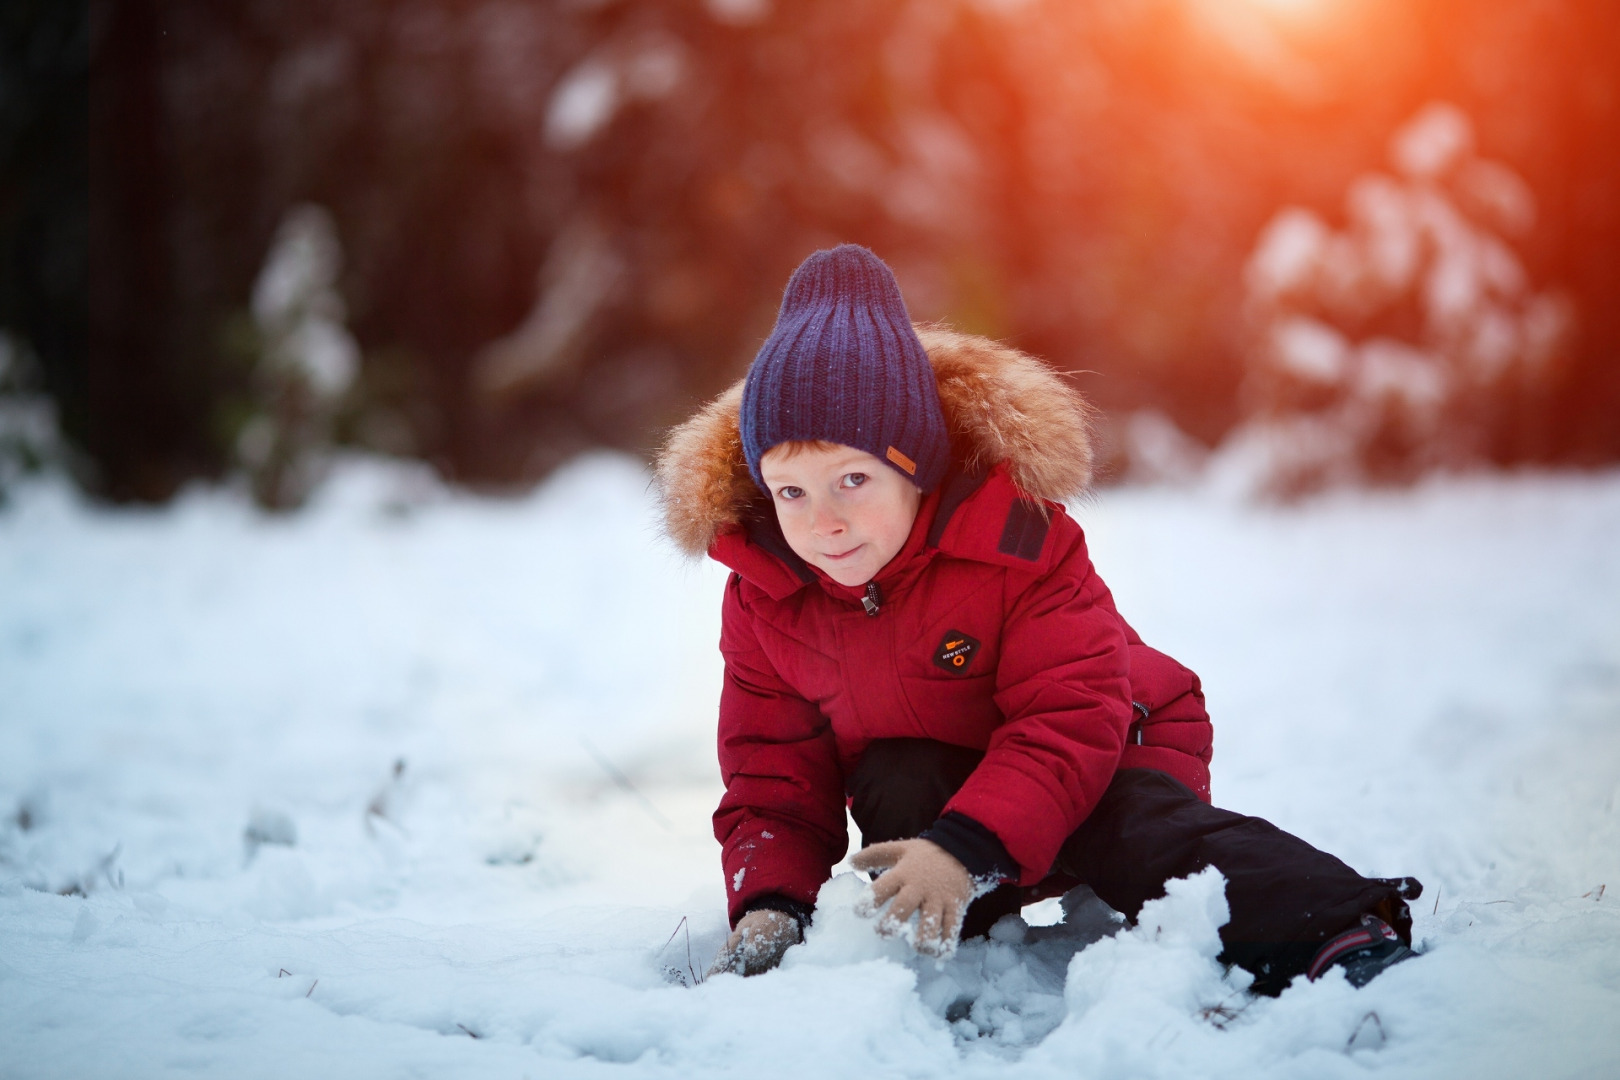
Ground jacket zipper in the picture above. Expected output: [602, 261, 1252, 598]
[862, 581, 883, 616]
[1129, 701, 1150, 744]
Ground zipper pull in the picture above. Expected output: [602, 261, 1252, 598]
[862, 581, 882, 616]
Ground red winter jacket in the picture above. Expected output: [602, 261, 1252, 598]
[657, 328, 1213, 925]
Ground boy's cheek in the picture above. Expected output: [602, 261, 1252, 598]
[778, 522, 818, 563]
[771, 508, 809, 549]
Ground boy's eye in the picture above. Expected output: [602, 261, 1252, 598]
[841, 473, 867, 488]
[775, 485, 804, 501]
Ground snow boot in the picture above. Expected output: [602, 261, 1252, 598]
[1307, 914, 1417, 987]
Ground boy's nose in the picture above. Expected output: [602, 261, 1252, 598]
[811, 504, 846, 536]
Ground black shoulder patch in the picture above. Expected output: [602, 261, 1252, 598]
[926, 463, 989, 548]
[996, 499, 1049, 561]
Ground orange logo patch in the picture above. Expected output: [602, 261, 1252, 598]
[885, 446, 917, 475]
[933, 630, 980, 675]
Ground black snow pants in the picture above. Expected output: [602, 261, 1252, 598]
[847, 738, 1417, 995]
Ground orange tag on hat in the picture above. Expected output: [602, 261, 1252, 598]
[885, 446, 917, 475]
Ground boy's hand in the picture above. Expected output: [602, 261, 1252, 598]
[707, 908, 801, 977]
[851, 838, 973, 956]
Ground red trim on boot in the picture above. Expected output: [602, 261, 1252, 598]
[1307, 915, 1400, 981]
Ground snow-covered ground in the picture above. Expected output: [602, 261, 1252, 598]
[2, 454, 1617, 1079]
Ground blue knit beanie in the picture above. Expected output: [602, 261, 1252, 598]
[740, 245, 949, 494]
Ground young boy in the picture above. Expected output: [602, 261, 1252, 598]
[656, 245, 1420, 994]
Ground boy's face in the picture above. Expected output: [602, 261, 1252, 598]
[759, 443, 923, 587]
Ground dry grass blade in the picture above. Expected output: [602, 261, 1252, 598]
[658, 915, 703, 987]
[1347, 1010, 1385, 1050]
[1196, 990, 1252, 1030]
[582, 738, 673, 831]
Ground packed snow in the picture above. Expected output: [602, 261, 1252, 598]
[2, 453, 1618, 1079]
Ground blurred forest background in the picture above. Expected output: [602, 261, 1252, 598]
[4, 0, 1619, 505]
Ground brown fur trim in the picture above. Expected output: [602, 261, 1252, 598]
[918, 326, 1094, 506]
[654, 326, 1095, 556]
[655, 380, 752, 557]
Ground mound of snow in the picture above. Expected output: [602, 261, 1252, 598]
[2, 456, 1618, 1078]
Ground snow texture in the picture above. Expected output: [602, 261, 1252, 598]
[3, 452, 1619, 1078]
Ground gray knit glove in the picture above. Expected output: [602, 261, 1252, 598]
[707, 908, 802, 977]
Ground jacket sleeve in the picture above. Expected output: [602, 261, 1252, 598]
[714, 574, 849, 926]
[941, 523, 1133, 884]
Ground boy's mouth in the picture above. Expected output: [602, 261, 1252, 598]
[822, 544, 863, 562]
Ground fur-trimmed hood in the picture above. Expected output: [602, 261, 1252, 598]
[656, 327, 1096, 556]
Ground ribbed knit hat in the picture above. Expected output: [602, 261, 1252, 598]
[740, 245, 949, 493]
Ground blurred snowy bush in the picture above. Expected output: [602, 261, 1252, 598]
[0, 331, 70, 504]
[1214, 103, 1574, 499]
[237, 205, 360, 511]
